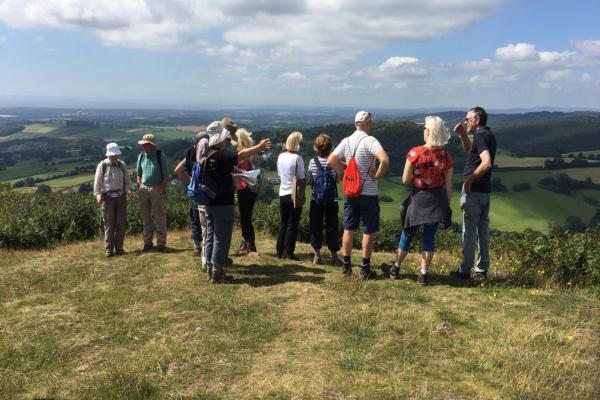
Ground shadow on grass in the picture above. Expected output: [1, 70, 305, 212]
[378, 263, 512, 287]
[231, 262, 326, 287]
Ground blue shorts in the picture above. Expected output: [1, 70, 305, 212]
[344, 195, 380, 234]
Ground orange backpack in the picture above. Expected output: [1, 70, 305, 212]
[342, 136, 370, 198]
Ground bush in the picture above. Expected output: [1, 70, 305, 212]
[512, 183, 531, 192]
[0, 186, 190, 249]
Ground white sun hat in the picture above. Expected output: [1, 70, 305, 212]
[105, 142, 121, 156]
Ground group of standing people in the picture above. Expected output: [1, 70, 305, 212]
[93, 106, 496, 285]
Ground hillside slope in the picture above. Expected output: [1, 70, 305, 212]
[1, 230, 598, 399]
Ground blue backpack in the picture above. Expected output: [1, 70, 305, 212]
[187, 150, 217, 205]
[312, 156, 337, 205]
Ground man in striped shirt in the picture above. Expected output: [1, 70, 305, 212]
[327, 111, 389, 279]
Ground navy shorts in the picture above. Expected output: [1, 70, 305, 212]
[344, 195, 380, 234]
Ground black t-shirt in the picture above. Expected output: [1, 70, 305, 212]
[463, 127, 496, 193]
[204, 143, 238, 206]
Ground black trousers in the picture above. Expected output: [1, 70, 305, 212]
[276, 195, 303, 258]
[237, 188, 257, 243]
[309, 200, 340, 252]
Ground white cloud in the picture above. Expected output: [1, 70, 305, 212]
[0, 0, 503, 67]
[543, 69, 571, 82]
[495, 43, 538, 61]
[279, 72, 306, 81]
[574, 40, 600, 58]
[580, 73, 594, 83]
[539, 50, 575, 64]
[332, 83, 363, 91]
[358, 56, 427, 80]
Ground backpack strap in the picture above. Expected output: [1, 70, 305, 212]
[156, 148, 163, 179]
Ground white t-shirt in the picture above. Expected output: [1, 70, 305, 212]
[333, 130, 383, 196]
[277, 152, 305, 196]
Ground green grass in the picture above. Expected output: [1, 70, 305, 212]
[21, 123, 59, 134]
[495, 153, 548, 168]
[43, 174, 95, 189]
[0, 162, 50, 181]
[376, 170, 600, 232]
[0, 231, 598, 399]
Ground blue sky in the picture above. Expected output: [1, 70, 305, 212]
[0, 0, 598, 110]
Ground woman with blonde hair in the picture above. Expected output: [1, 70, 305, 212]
[390, 116, 454, 285]
[234, 128, 259, 254]
[276, 131, 305, 260]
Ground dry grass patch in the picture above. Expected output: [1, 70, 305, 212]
[0, 231, 599, 399]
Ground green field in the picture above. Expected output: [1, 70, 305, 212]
[494, 153, 548, 168]
[377, 168, 600, 233]
[0, 160, 97, 184]
[21, 123, 59, 134]
[0, 162, 51, 181]
[1, 232, 598, 399]
[43, 174, 95, 189]
[144, 126, 197, 141]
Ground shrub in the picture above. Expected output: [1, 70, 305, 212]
[512, 183, 531, 192]
[0, 186, 190, 249]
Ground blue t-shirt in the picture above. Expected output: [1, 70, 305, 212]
[463, 127, 496, 193]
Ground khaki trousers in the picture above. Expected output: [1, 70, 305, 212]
[102, 194, 127, 252]
[139, 184, 167, 246]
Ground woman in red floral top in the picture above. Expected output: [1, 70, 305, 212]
[390, 116, 454, 285]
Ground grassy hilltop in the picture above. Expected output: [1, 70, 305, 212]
[1, 230, 599, 399]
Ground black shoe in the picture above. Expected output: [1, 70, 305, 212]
[115, 249, 125, 256]
[105, 250, 113, 257]
[193, 248, 201, 257]
[287, 254, 300, 261]
[418, 272, 428, 286]
[360, 266, 376, 280]
[156, 244, 166, 252]
[474, 271, 488, 282]
[389, 264, 400, 280]
[142, 243, 153, 252]
[342, 263, 352, 276]
[453, 269, 470, 280]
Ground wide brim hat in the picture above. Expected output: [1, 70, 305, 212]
[105, 142, 121, 156]
[138, 133, 156, 145]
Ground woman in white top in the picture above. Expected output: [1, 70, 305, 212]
[93, 142, 132, 257]
[276, 131, 305, 260]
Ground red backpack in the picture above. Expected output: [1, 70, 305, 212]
[342, 136, 370, 197]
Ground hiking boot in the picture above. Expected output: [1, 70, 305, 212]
[115, 249, 125, 256]
[360, 265, 377, 280]
[206, 264, 213, 281]
[105, 250, 113, 257]
[210, 270, 233, 284]
[247, 241, 258, 253]
[330, 253, 340, 266]
[156, 244, 166, 252]
[313, 255, 322, 265]
[193, 240, 202, 257]
[142, 243, 153, 252]
[474, 271, 488, 282]
[418, 272, 428, 286]
[389, 264, 400, 280]
[453, 269, 470, 280]
[342, 263, 352, 276]
[288, 254, 300, 261]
